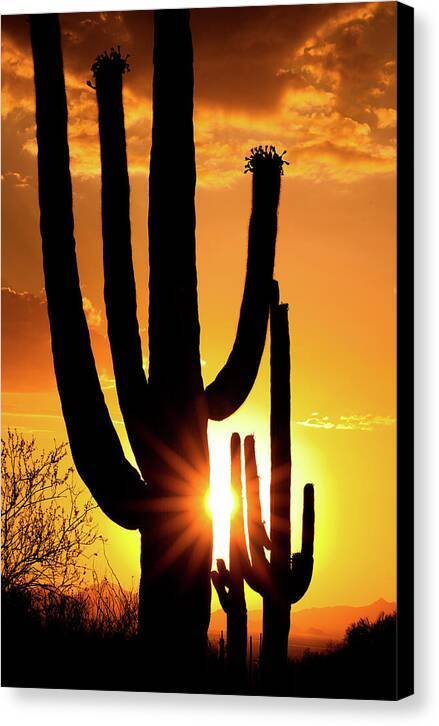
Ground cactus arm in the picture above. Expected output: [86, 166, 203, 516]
[243, 435, 271, 593]
[301, 482, 315, 559]
[229, 434, 248, 609]
[211, 435, 249, 610]
[206, 150, 285, 421]
[289, 483, 315, 603]
[211, 435, 248, 689]
[270, 281, 292, 572]
[30, 14, 147, 530]
[211, 558, 231, 613]
[148, 10, 203, 398]
[229, 433, 263, 595]
[91, 49, 149, 450]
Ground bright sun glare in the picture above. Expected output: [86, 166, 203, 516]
[207, 431, 248, 564]
[205, 486, 236, 521]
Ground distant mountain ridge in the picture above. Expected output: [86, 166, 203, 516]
[209, 598, 396, 650]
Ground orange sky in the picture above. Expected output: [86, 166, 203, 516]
[1, 3, 397, 613]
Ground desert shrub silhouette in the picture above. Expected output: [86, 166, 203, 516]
[2, 581, 397, 698]
[1, 430, 98, 595]
[289, 613, 397, 700]
[1, 583, 142, 690]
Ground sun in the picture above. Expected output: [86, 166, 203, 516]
[206, 433, 238, 565]
[205, 484, 236, 521]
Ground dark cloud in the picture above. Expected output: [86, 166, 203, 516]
[191, 4, 343, 110]
[2, 4, 397, 188]
[3, 4, 395, 115]
[302, 2, 396, 126]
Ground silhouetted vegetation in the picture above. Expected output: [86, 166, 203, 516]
[21, 8, 396, 699]
[247, 283, 314, 690]
[1, 582, 142, 691]
[0, 430, 393, 696]
[212, 283, 315, 693]
[0, 432, 136, 689]
[2, 581, 397, 698]
[287, 613, 397, 700]
[1, 430, 98, 594]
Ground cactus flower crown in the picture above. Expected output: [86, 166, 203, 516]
[244, 145, 289, 175]
[88, 46, 130, 85]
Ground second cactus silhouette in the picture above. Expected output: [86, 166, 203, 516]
[212, 282, 315, 692]
[247, 282, 315, 690]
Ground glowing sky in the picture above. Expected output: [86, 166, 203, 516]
[2, 3, 397, 612]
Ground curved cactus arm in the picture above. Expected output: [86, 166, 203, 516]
[243, 435, 271, 593]
[30, 14, 148, 530]
[228, 433, 263, 596]
[301, 482, 315, 559]
[229, 433, 247, 574]
[212, 435, 250, 612]
[91, 47, 149, 451]
[211, 558, 231, 613]
[229, 434, 249, 604]
[288, 483, 315, 603]
[206, 149, 285, 421]
[289, 552, 314, 604]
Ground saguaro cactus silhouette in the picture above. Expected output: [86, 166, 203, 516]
[212, 283, 314, 690]
[234, 283, 315, 689]
[211, 433, 248, 689]
[30, 10, 284, 682]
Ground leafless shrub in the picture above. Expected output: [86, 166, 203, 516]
[1, 429, 98, 594]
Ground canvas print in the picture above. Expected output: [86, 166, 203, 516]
[1, 3, 413, 699]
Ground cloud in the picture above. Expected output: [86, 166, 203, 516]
[1, 287, 112, 392]
[2, 16, 151, 179]
[289, 2, 396, 121]
[297, 412, 395, 432]
[297, 413, 335, 430]
[372, 106, 396, 129]
[82, 296, 102, 329]
[1, 170, 32, 188]
[2, 5, 396, 189]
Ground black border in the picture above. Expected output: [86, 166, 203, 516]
[396, 0, 414, 700]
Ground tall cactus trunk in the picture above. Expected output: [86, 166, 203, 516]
[91, 15, 211, 686]
[262, 283, 292, 686]
[148, 11, 202, 396]
[140, 10, 211, 686]
[225, 596, 247, 690]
